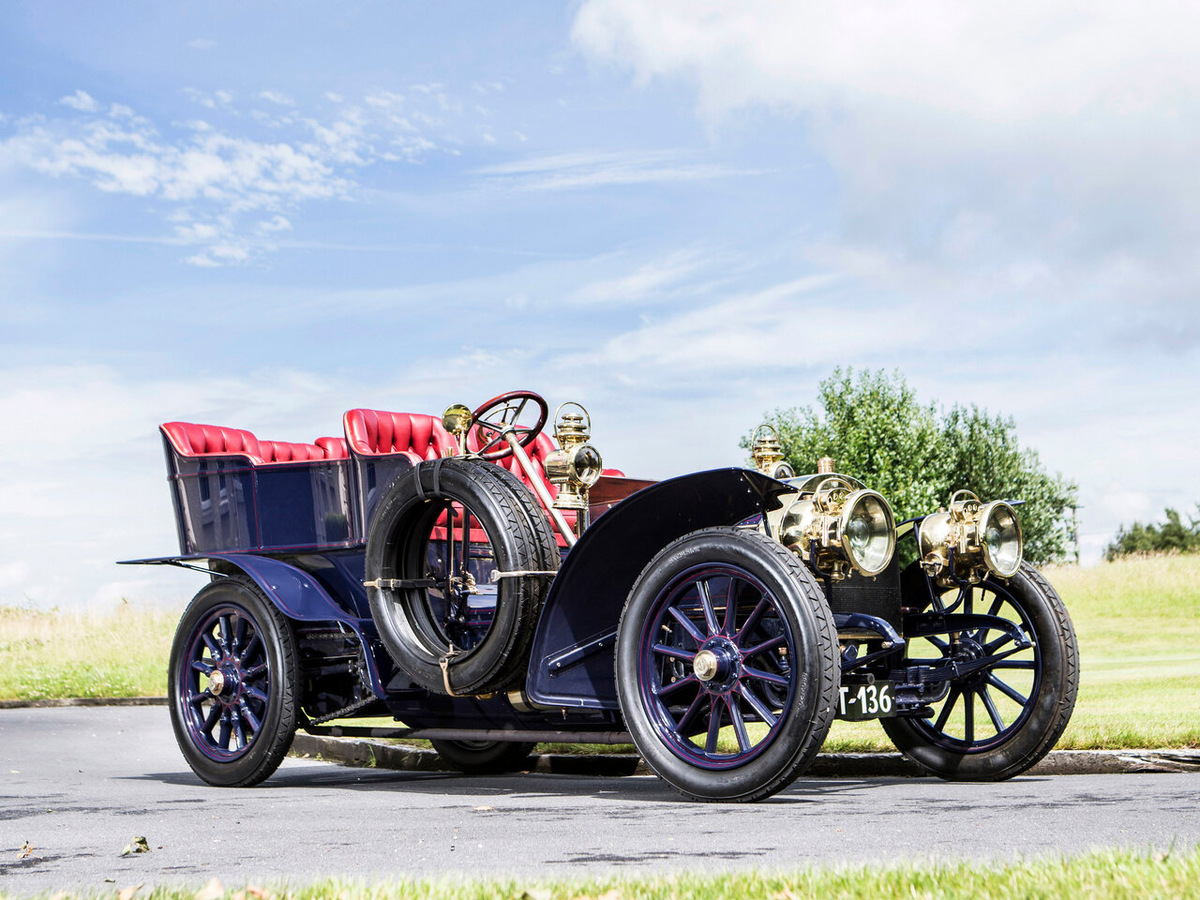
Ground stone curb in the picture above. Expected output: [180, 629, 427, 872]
[290, 733, 1200, 779]
[0, 696, 169, 710]
[5, 700, 1197, 778]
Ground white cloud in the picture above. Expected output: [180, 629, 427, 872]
[188, 38, 216, 50]
[474, 149, 760, 192]
[569, 249, 711, 305]
[259, 90, 296, 107]
[59, 90, 99, 112]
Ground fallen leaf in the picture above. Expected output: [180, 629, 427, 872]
[19, 841, 34, 859]
[118, 884, 145, 900]
[520, 891, 551, 900]
[120, 836, 151, 857]
[474, 805, 496, 812]
[195, 876, 225, 900]
[246, 886, 273, 899]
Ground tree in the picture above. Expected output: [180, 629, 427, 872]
[747, 368, 1079, 565]
[1105, 507, 1200, 559]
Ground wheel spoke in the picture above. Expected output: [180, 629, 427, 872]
[738, 682, 778, 727]
[727, 696, 751, 752]
[201, 703, 221, 735]
[742, 633, 786, 659]
[986, 673, 1029, 705]
[735, 597, 769, 643]
[667, 606, 707, 646]
[239, 700, 262, 734]
[217, 712, 232, 750]
[980, 685, 1006, 733]
[652, 642, 695, 663]
[742, 665, 788, 687]
[188, 689, 214, 707]
[722, 579, 744, 635]
[675, 691, 708, 734]
[242, 662, 268, 679]
[934, 686, 960, 732]
[232, 712, 246, 750]
[697, 580, 720, 636]
[232, 614, 246, 655]
[239, 631, 262, 664]
[657, 674, 699, 698]
[218, 615, 233, 654]
[991, 659, 1036, 670]
[963, 690, 975, 743]
[704, 701, 723, 754]
[244, 684, 269, 705]
[202, 632, 222, 660]
[191, 659, 215, 675]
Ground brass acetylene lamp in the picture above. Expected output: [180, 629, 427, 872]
[779, 472, 896, 581]
[750, 424, 795, 480]
[441, 403, 473, 455]
[544, 402, 603, 527]
[919, 490, 1023, 583]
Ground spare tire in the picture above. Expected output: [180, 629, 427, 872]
[365, 458, 558, 696]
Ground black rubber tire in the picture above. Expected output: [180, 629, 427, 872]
[430, 739, 536, 774]
[615, 527, 840, 802]
[365, 458, 557, 696]
[167, 576, 300, 787]
[882, 562, 1079, 781]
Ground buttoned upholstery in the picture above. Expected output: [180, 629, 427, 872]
[343, 409, 458, 462]
[162, 422, 343, 465]
[161, 422, 264, 463]
[316, 437, 349, 459]
[258, 440, 328, 463]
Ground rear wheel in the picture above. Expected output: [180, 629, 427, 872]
[616, 528, 839, 802]
[168, 577, 300, 786]
[882, 562, 1078, 780]
[430, 739, 536, 773]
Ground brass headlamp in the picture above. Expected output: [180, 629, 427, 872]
[919, 490, 1023, 582]
[750, 424, 795, 480]
[544, 402, 603, 517]
[779, 473, 896, 581]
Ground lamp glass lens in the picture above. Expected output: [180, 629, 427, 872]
[571, 445, 603, 487]
[983, 504, 1022, 576]
[845, 493, 893, 575]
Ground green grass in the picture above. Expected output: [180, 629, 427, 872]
[3, 554, 1199, 750]
[9, 847, 1200, 900]
[0, 603, 176, 701]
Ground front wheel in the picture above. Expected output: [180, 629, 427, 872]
[882, 562, 1078, 780]
[616, 528, 839, 802]
[168, 576, 300, 787]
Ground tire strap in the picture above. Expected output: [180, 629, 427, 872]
[413, 457, 447, 501]
[439, 644, 464, 697]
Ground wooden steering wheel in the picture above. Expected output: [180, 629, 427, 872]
[469, 391, 549, 461]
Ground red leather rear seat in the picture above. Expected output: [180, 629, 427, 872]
[343, 409, 458, 462]
[161, 422, 264, 464]
[258, 440, 328, 463]
[162, 422, 343, 465]
[316, 437, 349, 459]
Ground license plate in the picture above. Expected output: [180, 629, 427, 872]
[837, 680, 895, 720]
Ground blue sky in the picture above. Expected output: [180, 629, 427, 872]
[2, 1, 1197, 609]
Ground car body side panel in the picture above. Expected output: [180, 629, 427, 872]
[525, 467, 792, 710]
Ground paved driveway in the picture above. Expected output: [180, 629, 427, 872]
[2, 706, 1197, 895]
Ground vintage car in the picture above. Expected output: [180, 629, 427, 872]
[123, 390, 1079, 802]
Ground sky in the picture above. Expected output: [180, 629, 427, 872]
[1, 1, 1197, 610]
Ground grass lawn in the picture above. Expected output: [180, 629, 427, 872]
[13, 847, 1200, 900]
[2, 554, 1198, 751]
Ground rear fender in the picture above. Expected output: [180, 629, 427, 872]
[525, 468, 792, 710]
[123, 553, 388, 697]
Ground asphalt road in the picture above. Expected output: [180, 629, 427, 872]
[2, 707, 1198, 895]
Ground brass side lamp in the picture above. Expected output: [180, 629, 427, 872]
[750, 424, 795, 480]
[544, 402, 603, 535]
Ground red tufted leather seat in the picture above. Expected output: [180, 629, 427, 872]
[258, 440, 328, 463]
[343, 409, 458, 462]
[161, 422, 264, 464]
[316, 437, 349, 460]
[162, 422, 344, 465]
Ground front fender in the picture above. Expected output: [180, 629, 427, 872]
[525, 467, 791, 710]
